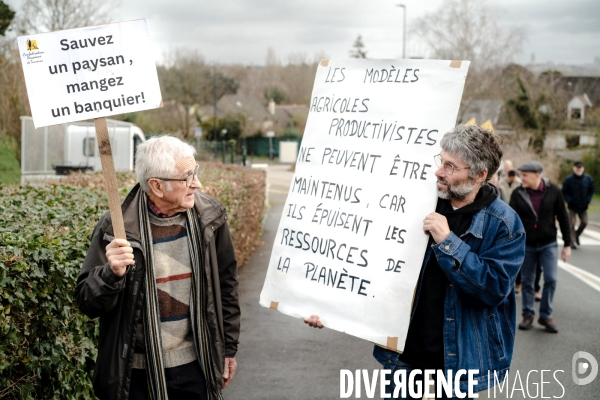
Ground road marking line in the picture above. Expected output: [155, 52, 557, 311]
[557, 231, 600, 246]
[558, 260, 600, 293]
[581, 229, 600, 242]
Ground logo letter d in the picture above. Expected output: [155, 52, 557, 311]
[572, 351, 598, 386]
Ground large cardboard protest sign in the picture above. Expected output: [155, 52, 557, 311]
[260, 58, 469, 350]
[18, 19, 161, 128]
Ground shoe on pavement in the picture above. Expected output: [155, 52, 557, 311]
[571, 242, 578, 250]
[576, 235, 581, 246]
[515, 283, 521, 293]
[519, 315, 534, 330]
[535, 291, 541, 301]
[538, 317, 558, 333]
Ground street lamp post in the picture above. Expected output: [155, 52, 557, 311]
[396, 4, 406, 59]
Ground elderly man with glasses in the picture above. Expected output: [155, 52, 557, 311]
[306, 125, 525, 398]
[76, 135, 240, 400]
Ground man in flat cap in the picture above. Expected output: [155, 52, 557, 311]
[509, 161, 571, 333]
[562, 161, 595, 248]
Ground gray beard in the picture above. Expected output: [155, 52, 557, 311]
[437, 178, 478, 200]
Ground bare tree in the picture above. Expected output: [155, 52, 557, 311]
[412, 0, 525, 124]
[14, 0, 116, 34]
[157, 50, 239, 138]
[411, 0, 523, 70]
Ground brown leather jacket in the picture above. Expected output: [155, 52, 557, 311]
[75, 184, 240, 399]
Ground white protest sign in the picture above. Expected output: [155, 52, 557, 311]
[18, 19, 161, 128]
[259, 58, 469, 351]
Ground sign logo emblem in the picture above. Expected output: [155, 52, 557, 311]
[26, 39, 39, 51]
[572, 351, 598, 386]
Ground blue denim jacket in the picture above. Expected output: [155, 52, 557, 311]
[374, 197, 525, 394]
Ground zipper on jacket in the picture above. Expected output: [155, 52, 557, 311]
[121, 263, 139, 363]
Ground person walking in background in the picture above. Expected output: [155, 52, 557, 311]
[500, 168, 527, 294]
[488, 171, 506, 201]
[502, 159, 515, 176]
[510, 161, 571, 334]
[499, 170, 521, 203]
[562, 161, 595, 249]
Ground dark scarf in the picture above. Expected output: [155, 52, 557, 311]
[138, 192, 223, 400]
[439, 183, 499, 234]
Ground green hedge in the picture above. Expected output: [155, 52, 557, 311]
[0, 136, 20, 186]
[0, 163, 265, 399]
[0, 185, 107, 399]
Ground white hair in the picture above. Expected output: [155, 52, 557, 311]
[135, 135, 197, 193]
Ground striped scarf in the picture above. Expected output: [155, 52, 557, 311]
[139, 192, 224, 400]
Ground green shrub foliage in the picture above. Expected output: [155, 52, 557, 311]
[0, 185, 106, 399]
[0, 163, 265, 399]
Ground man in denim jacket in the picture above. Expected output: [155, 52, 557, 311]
[306, 125, 525, 398]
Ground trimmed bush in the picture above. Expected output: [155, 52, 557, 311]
[0, 136, 20, 186]
[196, 162, 266, 266]
[0, 185, 106, 399]
[0, 162, 265, 399]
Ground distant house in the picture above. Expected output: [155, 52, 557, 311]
[567, 94, 593, 123]
[270, 102, 309, 136]
[459, 99, 504, 126]
[456, 96, 597, 150]
[197, 94, 275, 137]
[449, 73, 600, 151]
[552, 76, 600, 124]
[198, 94, 309, 138]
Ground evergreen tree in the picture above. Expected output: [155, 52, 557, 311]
[349, 35, 367, 59]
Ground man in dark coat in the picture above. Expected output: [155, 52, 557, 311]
[510, 161, 571, 334]
[562, 161, 595, 248]
[76, 136, 240, 400]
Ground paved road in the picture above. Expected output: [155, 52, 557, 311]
[225, 165, 600, 400]
[477, 227, 600, 399]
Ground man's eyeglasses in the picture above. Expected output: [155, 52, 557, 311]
[151, 164, 199, 187]
[434, 154, 471, 175]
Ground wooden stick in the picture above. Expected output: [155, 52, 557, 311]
[95, 117, 126, 239]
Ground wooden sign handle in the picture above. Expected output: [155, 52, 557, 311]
[95, 117, 126, 240]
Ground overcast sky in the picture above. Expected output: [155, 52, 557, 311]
[6, 0, 600, 66]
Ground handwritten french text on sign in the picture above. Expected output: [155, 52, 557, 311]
[18, 20, 161, 128]
[259, 59, 469, 350]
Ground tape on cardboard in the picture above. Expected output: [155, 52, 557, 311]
[373, 341, 403, 354]
[320, 59, 329, 67]
[270, 301, 279, 310]
[450, 60, 462, 68]
[386, 337, 399, 350]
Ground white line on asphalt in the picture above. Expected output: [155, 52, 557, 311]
[581, 228, 600, 243]
[558, 260, 600, 293]
[557, 230, 600, 246]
